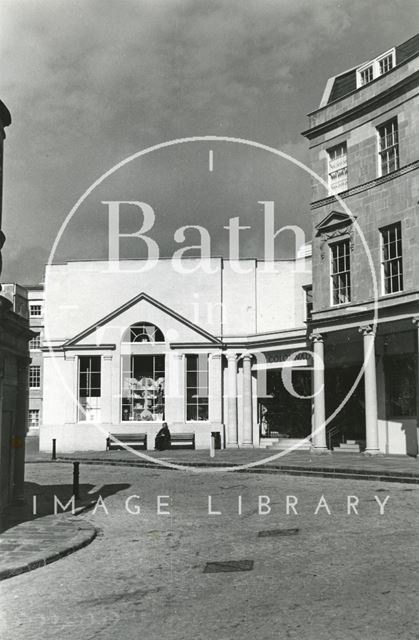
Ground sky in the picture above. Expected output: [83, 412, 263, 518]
[1, 0, 418, 284]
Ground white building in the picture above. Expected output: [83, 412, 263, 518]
[40, 255, 312, 452]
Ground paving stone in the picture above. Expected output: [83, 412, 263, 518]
[0, 508, 97, 581]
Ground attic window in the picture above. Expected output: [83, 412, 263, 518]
[379, 53, 394, 74]
[360, 66, 373, 86]
[356, 48, 396, 88]
[124, 323, 165, 343]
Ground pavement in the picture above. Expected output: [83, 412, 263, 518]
[1, 461, 419, 640]
[30, 442, 419, 483]
[2, 437, 418, 586]
[0, 462, 101, 581]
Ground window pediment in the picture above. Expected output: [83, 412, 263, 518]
[316, 210, 355, 239]
[316, 211, 356, 261]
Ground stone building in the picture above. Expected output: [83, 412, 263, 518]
[302, 33, 419, 455]
[40, 255, 312, 452]
[0, 101, 32, 510]
[27, 285, 44, 436]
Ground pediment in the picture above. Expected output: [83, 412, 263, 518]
[315, 210, 355, 235]
[63, 292, 221, 348]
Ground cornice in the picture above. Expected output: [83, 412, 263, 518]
[311, 159, 419, 210]
[302, 70, 419, 139]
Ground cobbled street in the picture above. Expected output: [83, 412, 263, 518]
[1, 462, 418, 640]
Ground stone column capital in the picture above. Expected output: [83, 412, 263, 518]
[242, 353, 253, 363]
[226, 353, 237, 362]
[359, 324, 375, 337]
[310, 332, 324, 343]
[209, 352, 222, 361]
[412, 316, 419, 328]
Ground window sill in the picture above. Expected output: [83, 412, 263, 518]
[121, 420, 163, 424]
[379, 290, 404, 299]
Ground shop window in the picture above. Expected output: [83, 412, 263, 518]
[29, 365, 41, 388]
[377, 118, 399, 176]
[384, 354, 416, 417]
[121, 355, 165, 421]
[327, 142, 348, 193]
[381, 222, 403, 295]
[78, 356, 101, 422]
[28, 409, 40, 427]
[186, 354, 209, 421]
[330, 239, 351, 305]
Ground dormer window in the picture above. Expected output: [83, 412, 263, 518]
[379, 52, 394, 75]
[360, 66, 373, 86]
[356, 48, 396, 88]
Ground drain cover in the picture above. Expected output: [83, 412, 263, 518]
[204, 560, 254, 573]
[258, 527, 299, 538]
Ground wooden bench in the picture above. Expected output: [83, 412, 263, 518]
[170, 432, 195, 450]
[106, 433, 147, 451]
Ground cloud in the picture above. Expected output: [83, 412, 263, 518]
[0, 0, 416, 282]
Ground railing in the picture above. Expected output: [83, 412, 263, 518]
[327, 425, 342, 451]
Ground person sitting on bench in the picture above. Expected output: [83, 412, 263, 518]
[155, 422, 171, 451]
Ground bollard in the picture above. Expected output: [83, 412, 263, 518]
[210, 434, 215, 458]
[51, 438, 56, 460]
[73, 462, 80, 499]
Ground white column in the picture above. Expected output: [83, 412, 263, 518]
[167, 351, 185, 423]
[209, 353, 222, 423]
[359, 324, 380, 455]
[65, 354, 77, 423]
[242, 354, 253, 447]
[310, 332, 329, 454]
[226, 354, 238, 447]
[101, 354, 113, 424]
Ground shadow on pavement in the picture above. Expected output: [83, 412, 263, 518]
[0, 480, 131, 535]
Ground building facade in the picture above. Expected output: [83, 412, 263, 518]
[27, 285, 44, 436]
[40, 256, 312, 452]
[0, 101, 32, 511]
[36, 34, 419, 458]
[302, 34, 419, 455]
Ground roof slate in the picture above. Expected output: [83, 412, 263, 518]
[327, 32, 419, 104]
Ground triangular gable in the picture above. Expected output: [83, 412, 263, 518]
[316, 210, 355, 234]
[63, 292, 221, 347]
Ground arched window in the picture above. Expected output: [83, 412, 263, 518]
[123, 322, 164, 343]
